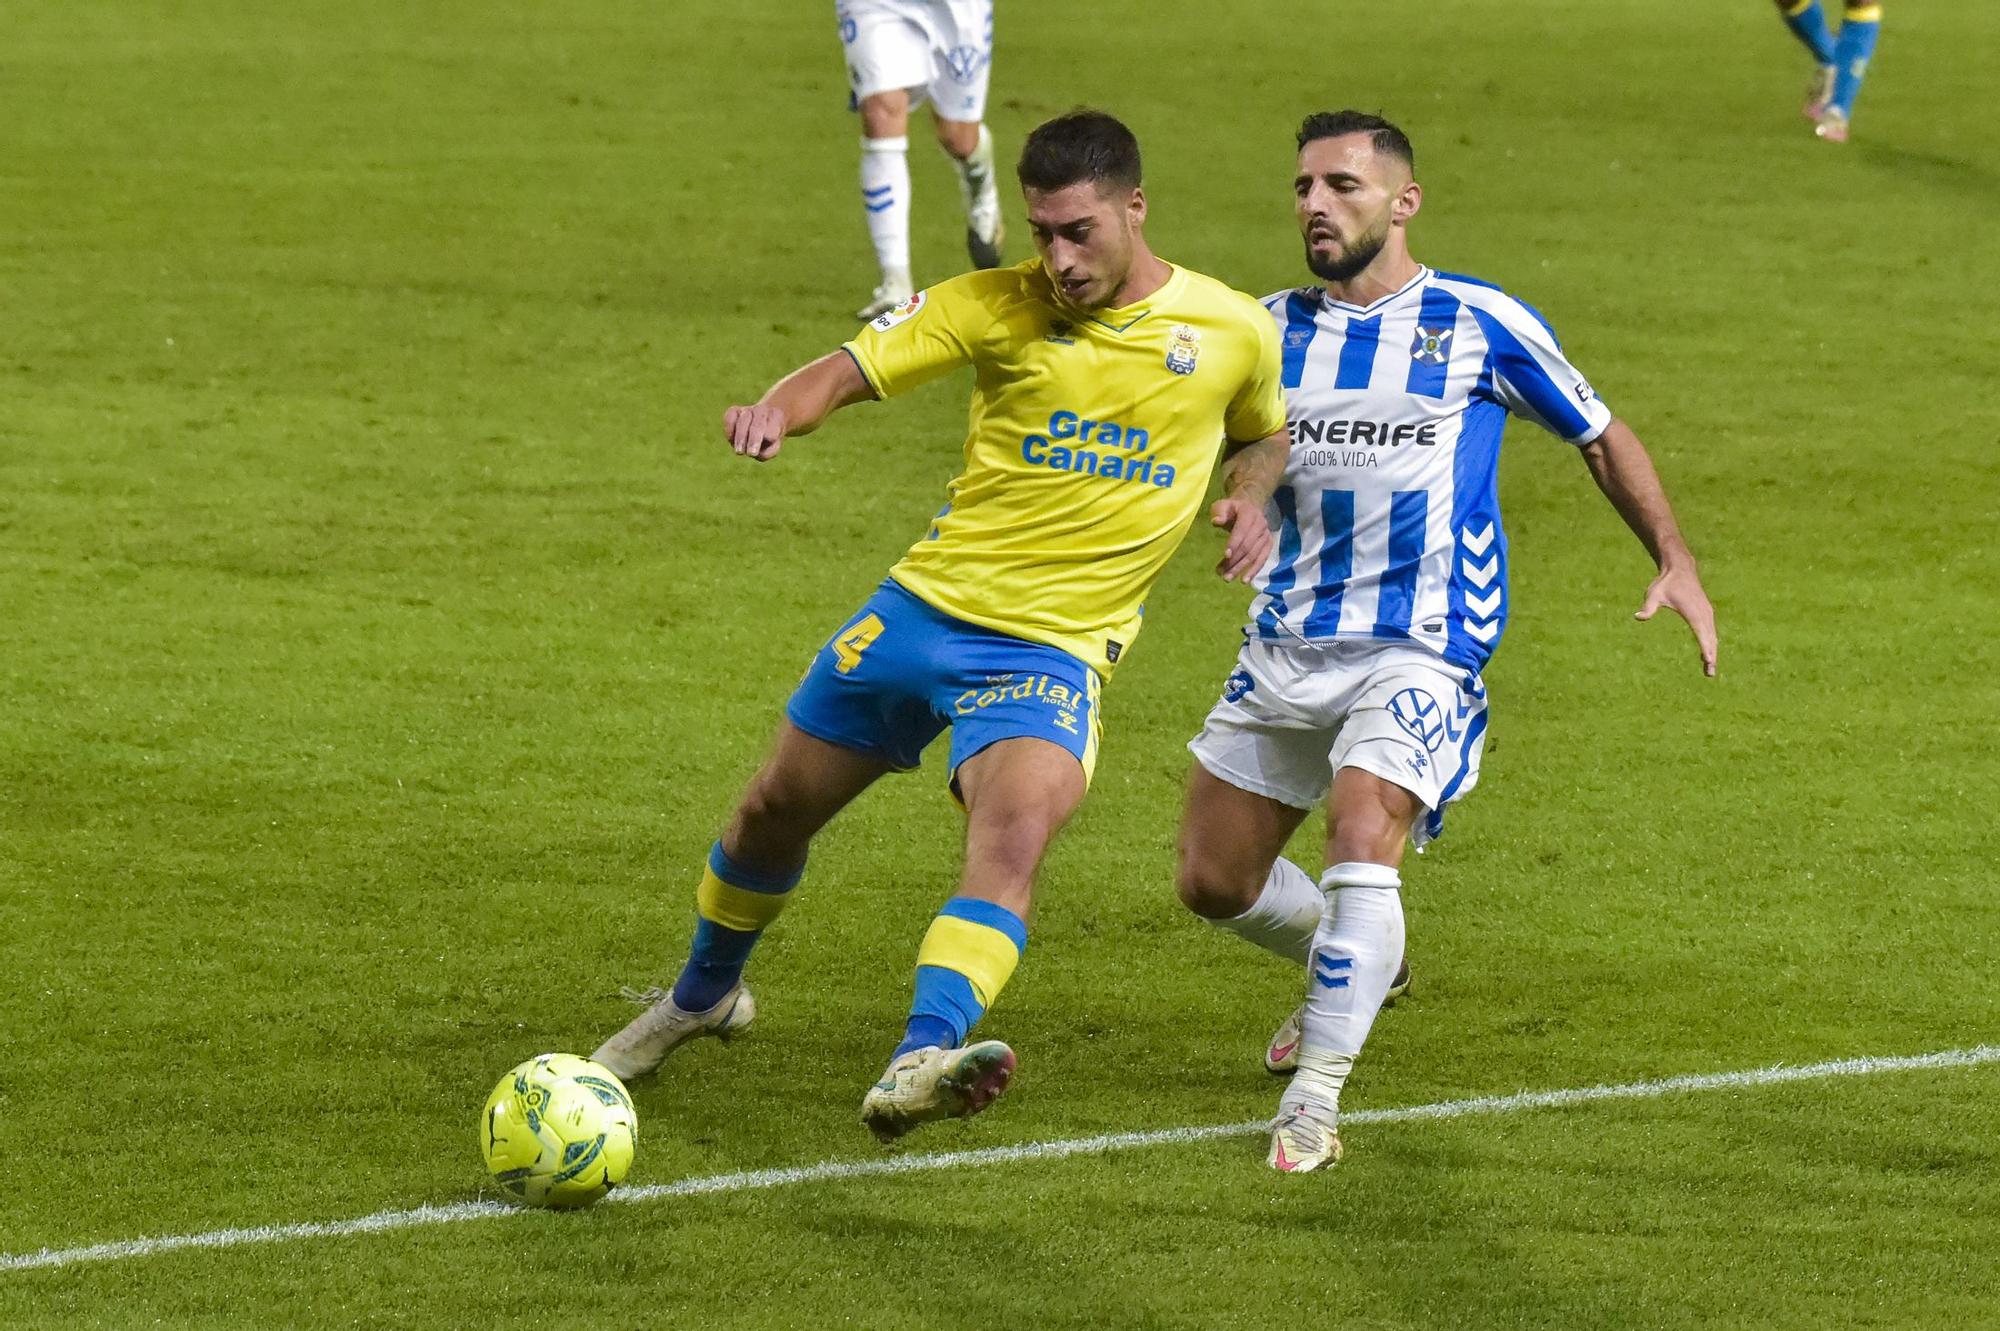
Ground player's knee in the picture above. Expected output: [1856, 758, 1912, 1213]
[1325, 809, 1407, 866]
[1174, 847, 1258, 920]
[858, 93, 909, 139]
[729, 774, 819, 861]
[934, 117, 979, 158]
[968, 806, 1060, 883]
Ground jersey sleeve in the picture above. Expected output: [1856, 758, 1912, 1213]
[1468, 299, 1613, 445]
[1222, 301, 1288, 443]
[841, 276, 988, 400]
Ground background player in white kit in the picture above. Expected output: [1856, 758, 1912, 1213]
[1175, 112, 1720, 1173]
[836, 0, 1005, 318]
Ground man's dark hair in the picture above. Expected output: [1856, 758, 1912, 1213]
[1296, 110, 1415, 175]
[1017, 110, 1143, 193]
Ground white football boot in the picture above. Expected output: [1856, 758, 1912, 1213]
[1802, 64, 1837, 120]
[963, 184, 1003, 270]
[855, 270, 914, 321]
[860, 1040, 1016, 1143]
[956, 129, 1004, 269]
[1267, 1102, 1342, 1173]
[1265, 959, 1410, 1074]
[589, 984, 755, 1081]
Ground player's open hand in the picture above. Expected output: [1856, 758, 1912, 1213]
[723, 403, 788, 461]
[1210, 497, 1273, 583]
[1636, 563, 1718, 677]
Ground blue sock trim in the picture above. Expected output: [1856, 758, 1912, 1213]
[1830, 17, 1878, 113]
[937, 897, 1029, 952]
[709, 840, 804, 894]
[670, 916, 761, 1011]
[1784, 2, 1837, 64]
[895, 1016, 959, 1058]
[895, 964, 980, 1056]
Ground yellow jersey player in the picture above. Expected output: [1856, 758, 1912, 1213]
[1773, 0, 1882, 141]
[592, 110, 1293, 1143]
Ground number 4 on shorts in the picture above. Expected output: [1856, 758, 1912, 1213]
[832, 613, 885, 674]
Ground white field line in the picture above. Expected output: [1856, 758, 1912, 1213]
[5, 1043, 1995, 1275]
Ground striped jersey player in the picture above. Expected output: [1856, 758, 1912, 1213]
[1172, 111, 1719, 1175]
[1250, 266, 1609, 677]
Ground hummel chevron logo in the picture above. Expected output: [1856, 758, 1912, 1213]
[1313, 954, 1353, 990]
[1457, 524, 1503, 646]
[1460, 555, 1498, 587]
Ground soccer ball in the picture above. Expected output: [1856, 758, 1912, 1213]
[480, 1053, 638, 1209]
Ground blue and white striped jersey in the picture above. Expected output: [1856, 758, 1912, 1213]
[1248, 267, 1613, 671]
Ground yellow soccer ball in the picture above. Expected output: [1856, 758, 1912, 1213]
[480, 1053, 637, 1209]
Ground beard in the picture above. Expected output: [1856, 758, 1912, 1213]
[1304, 221, 1389, 283]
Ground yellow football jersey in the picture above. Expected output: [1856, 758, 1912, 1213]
[841, 260, 1285, 677]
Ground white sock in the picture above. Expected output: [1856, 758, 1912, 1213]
[951, 125, 999, 237]
[1213, 857, 1321, 965]
[1288, 862, 1406, 1116]
[859, 136, 911, 283]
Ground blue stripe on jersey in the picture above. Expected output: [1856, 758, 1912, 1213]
[1301, 489, 1355, 636]
[1405, 286, 1463, 400]
[1431, 269, 1502, 293]
[1371, 490, 1430, 637]
[1280, 291, 1321, 389]
[1437, 273, 1562, 342]
[1255, 486, 1303, 638]
[1334, 316, 1380, 390]
[1443, 389, 1508, 671]
[1468, 306, 1592, 438]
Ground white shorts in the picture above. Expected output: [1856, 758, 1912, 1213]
[837, 0, 993, 121]
[1187, 637, 1489, 846]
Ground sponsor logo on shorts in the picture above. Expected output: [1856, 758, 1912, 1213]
[1222, 669, 1254, 703]
[943, 44, 987, 82]
[1388, 688, 1446, 753]
[953, 672, 1085, 736]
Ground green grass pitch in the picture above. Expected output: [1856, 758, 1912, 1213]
[3, 0, 1998, 1325]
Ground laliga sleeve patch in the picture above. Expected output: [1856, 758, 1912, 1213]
[870, 291, 926, 332]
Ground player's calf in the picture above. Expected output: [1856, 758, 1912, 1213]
[1265, 958, 1410, 1074]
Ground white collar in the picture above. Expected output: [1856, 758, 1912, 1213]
[1319, 265, 1431, 317]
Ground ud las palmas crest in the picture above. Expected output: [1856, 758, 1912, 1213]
[1166, 323, 1200, 375]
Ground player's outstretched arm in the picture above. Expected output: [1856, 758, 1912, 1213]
[1579, 418, 1719, 677]
[1209, 429, 1288, 582]
[722, 351, 878, 462]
